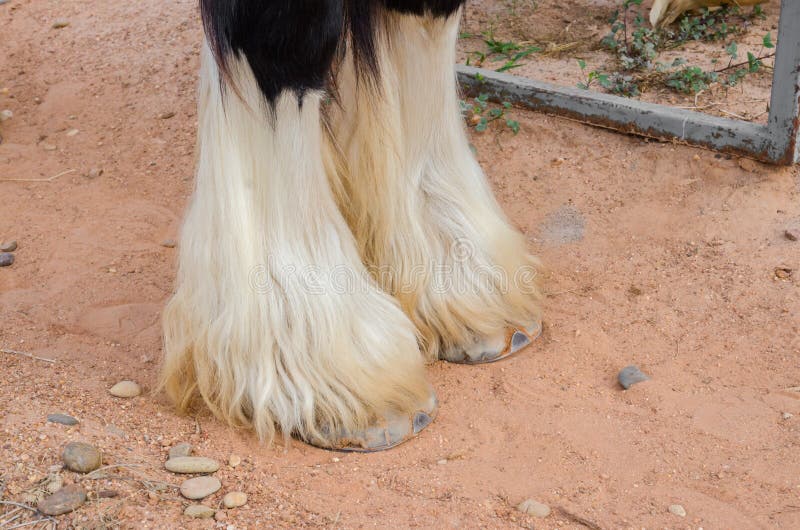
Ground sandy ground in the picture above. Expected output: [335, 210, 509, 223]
[1, 0, 799, 528]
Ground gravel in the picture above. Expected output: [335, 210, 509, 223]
[37, 485, 87, 516]
[618, 365, 650, 389]
[47, 413, 79, 426]
[109, 380, 141, 398]
[62, 442, 102, 473]
[180, 476, 222, 500]
[517, 499, 551, 518]
[165, 456, 220, 474]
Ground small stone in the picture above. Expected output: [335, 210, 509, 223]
[223, 491, 247, 509]
[517, 499, 551, 518]
[669, 504, 687, 517]
[109, 380, 141, 398]
[45, 474, 63, 494]
[0, 240, 17, 252]
[86, 168, 103, 179]
[37, 485, 87, 516]
[775, 267, 793, 279]
[0, 253, 14, 267]
[228, 454, 241, 468]
[160, 239, 177, 248]
[738, 158, 758, 172]
[0, 109, 12, 122]
[169, 442, 193, 459]
[437, 459, 448, 465]
[41, 142, 57, 151]
[158, 111, 176, 120]
[66, 128, 79, 137]
[51, 19, 70, 29]
[47, 413, 79, 426]
[786, 228, 799, 242]
[618, 365, 650, 389]
[215, 510, 228, 522]
[166, 456, 220, 474]
[180, 476, 222, 500]
[98, 489, 119, 498]
[62, 442, 102, 473]
[184, 504, 215, 519]
[782, 412, 794, 420]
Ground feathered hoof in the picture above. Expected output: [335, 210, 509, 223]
[305, 391, 438, 453]
[441, 322, 542, 365]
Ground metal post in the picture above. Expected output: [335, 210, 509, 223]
[766, 0, 800, 164]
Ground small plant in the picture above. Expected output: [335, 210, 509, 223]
[466, 29, 541, 73]
[584, 1, 773, 98]
[461, 94, 520, 134]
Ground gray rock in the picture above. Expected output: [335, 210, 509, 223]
[0, 253, 14, 267]
[618, 365, 650, 389]
[180, 476, 221, 500]
[169, 442, 193, 459]
[0, 240, 17, 252]
[669, 504, 687, 517]
[166, 456, 220, 474]
[160, 239, 177, 248]
[184, 504, 215, 519]
[785, 228, 800, 242]
[47, 413, 79, 426]
[62, 442, 102, 473]
[517, 499, 551, 518]
[223, 491, 247, 509]
[109, 380, 141, 398]
[98, 489, 118, 498]
[37, 484, 87, 516]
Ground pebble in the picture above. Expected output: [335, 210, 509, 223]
[184, 504, 215, 519]
[782, 412, 794, 420]
[228, 454, 241, 468]
[0, 253, 14, 267]
[41, 142, 57, 151]
[0, 240, 17, 252]
[618, 365, 650, 389]
[0, 109, 12, 122]
[45, 474, 63, 494]
[98, 489, 119, 498]
[160, 239, 177, 248]
[109, 380, 141, 398]
[51, 19, 70, 29]
[86, 168, 103, 179]
[786, 228, 799, 242]
[62, 442, 102, 473]
[180, 476, 222, 500]
[37, 485, 87, 516]
[517, 499, 551, 518]
[158, 111, 176, 120]
[47, 413, 79, 426]
[169, 442, 193, 459]
[166, 456, 220, 474]
[223, 491, 247, 509]
[669, 504, 687, 517]
[775, 267, 793, 279]
[66, 128, 79, 137]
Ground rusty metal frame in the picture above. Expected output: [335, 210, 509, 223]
[457, 0, 799, 165]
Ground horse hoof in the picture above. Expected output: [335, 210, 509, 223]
[443, 322, 541, 365]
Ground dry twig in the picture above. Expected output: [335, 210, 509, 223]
[0, 349, 56, 364]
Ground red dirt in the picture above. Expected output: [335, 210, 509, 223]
[1, 0, 799, 528]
